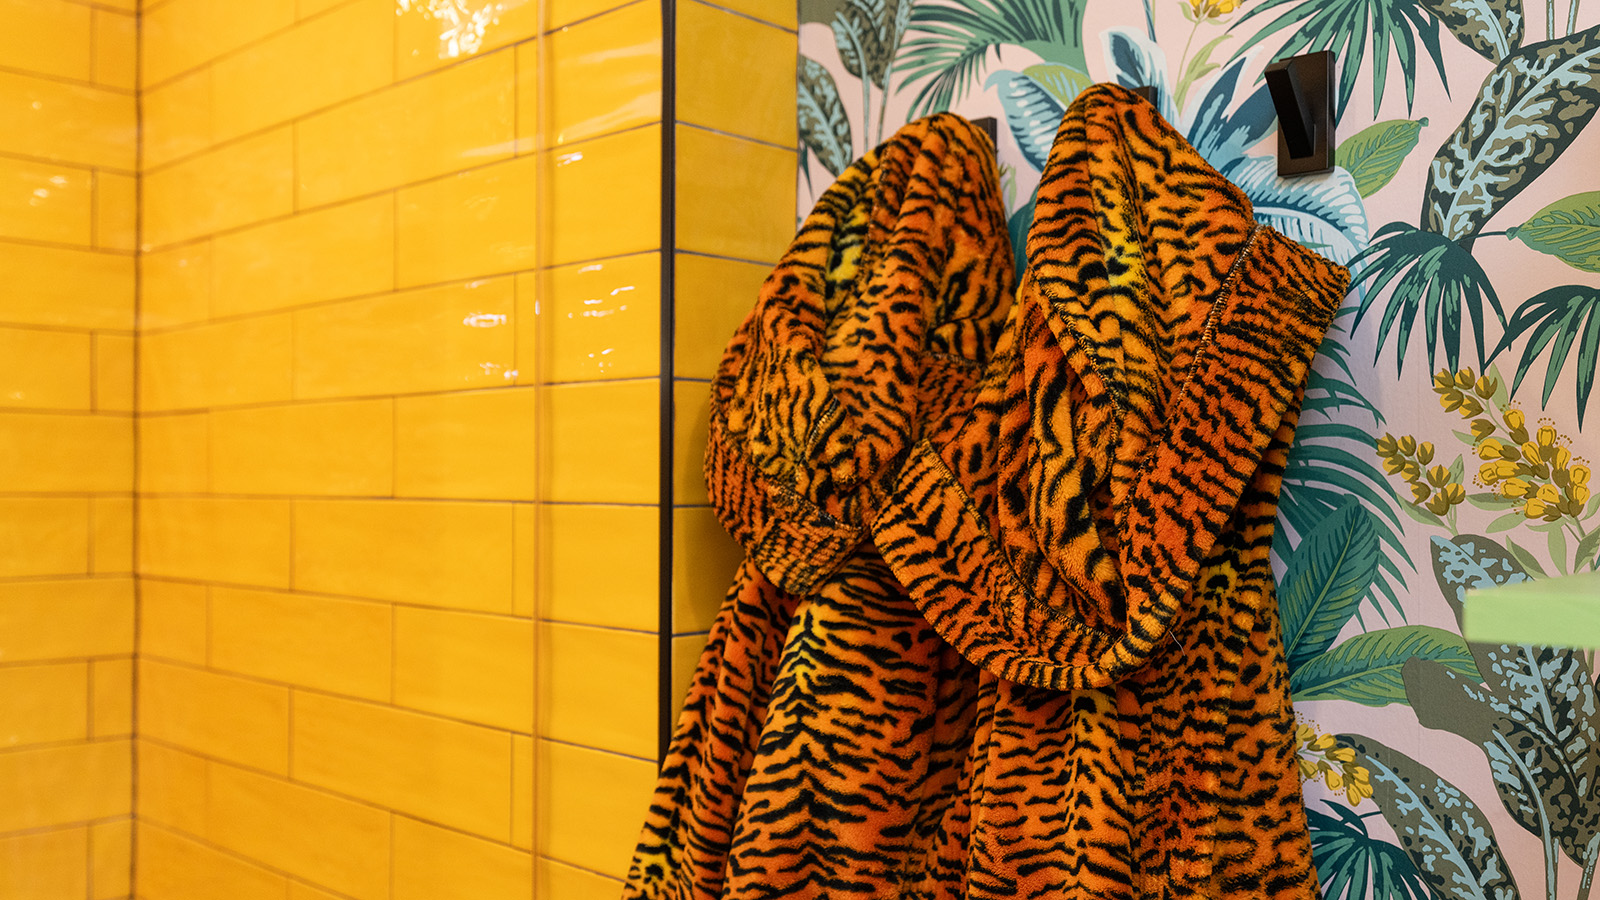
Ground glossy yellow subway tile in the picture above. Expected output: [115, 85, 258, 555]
[137, 824, 286, 900]
[0, 71, 135, 171]
[536, 739, 658, 877]
[211, 196, 393, 319]
[0, 0, 91, 81]
[210, 587, 390, 701]
[137, 413, 209, 494]
[0, 578, 133, 662]
[141, 69, 212, 170]
[539, 503, 657, 631]
[543, 379, 658, 504]
[140, 660, 290, 773]
[514, 41, 540, 153]
[394, 388, 536, 501]
[299, 50, 515, 208]
[94, 333, 134, 412]
[538, 254, 660, 383]
[394, 606, 533, 731]
[676, 126, 795, 263]
[142, 127, 294, 249]
[92, 10, 137, 91]
[677, 4, 795, 147]
[0, 828, 87, 900]
[94, 171, 137, 252]
[92, 495, 134, 574]
[0, 156, 92, 245]
[672, 633, 709, 715]
[0, 499, 89, 578]
[139, 240, 211, 330]
[673, 254, 766, 378]
[0, 327, 91, 410]
[91, 658, 133, 737]
[547, 0, 648, 30]
[673, 378, 710, 505]
[546, 126, 660, 267]
[294, 276, 516, 400]
[135, 741, 208, 836]
[540, 622, 655, 758]
[396, 0, 541, 79]
[512, 734, 533, 850]
[395, 155, 538, 288]
[673, 506, 741, 633]
[538, 858, 624, 900]
[512, 502, 536, 616]
[292, 499, 514, 612]
[297, 0, 348, 18]
[0, 412, 131, 493]
[0, 740, 130, 832]
[210, 399, 394, 496]
[547, 2, 661, 147]
[140, 313, 293, 411]
[141, 0, 296, 88]
[292, 692, 513, 839]
[211, 0, 393, 143]
[138, 579, 208, 666]
[290, 882, 345, 900]
[207, 764, 390, 900]
[707, 0, 795, 28]
[139, 498, 292, 587]
[393, 816, 533, 900]
[0, 243, 131, 330]
[0, 662, 88, 748]
[90, 818, 132, 900]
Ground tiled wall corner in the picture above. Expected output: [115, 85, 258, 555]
[668, 0, 798, 724]
[0, 0, 137, 892]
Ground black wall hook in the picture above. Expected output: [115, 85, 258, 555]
[1263, 50, 1335, 177]
[972, 116, 998, 146]
[1132, 85, 1159, 105]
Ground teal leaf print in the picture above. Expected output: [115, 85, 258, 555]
[1491, 285, 1600, 427]
[1185, 55, 1275, 167]
[1417, 0, 1525, 62]
[1307, 801, 1432, 900]
[1339, 119, 1428, 198]
[1008, 187, 1037, 284]
[798, 56, 853, 176]
[984, 69, 1066, 172]
[1506, 191, 1600, 273]
[1232, 0, 1449, 119]
[1291, 625, 1480, 705]
[1279, 496, 1380, 671]
[896, 0, 1089, 119]
[1339, 734, 1522, 900]
[1227, 157, 1369, 265]
[1098, 28, 1179, 125]
[1423, 24, 1600, 241]
[1349, 222, 1505, 374]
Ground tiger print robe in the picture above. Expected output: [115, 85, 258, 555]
[623, 113, 1014, 899]
[625, 85, 1349, 900]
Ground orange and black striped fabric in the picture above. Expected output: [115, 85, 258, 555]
[624, 84, 1349, 900]
[622, 112, 1014, 899]
[872, 84, 1349, 898]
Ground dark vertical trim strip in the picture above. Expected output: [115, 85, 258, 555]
[658, 0, 678, 761]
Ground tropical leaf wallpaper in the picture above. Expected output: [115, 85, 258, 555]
[797, 1, 1599, 897]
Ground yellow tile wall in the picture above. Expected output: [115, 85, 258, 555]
[134, 1, 675, 897]
[0, 0, 135, 887]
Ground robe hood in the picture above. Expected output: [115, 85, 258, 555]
[873, 84, 1352, 691]
[704, 113, 1015, 596]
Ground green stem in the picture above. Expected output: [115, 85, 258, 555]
[1571, 0, 1583, 37]
[1579, 830, 1600, 900]
[1550, 0, 1557, 40]
[1475, 230, 1511, 238]
[1172, 18, 1204, 109]
[1570, 518, 1595, 571]
[861, 72, 872, 156]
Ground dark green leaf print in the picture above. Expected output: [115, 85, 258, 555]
[896, 0, 1088, 119]
[1423, 25, 1600, 241]
[1340, 119, 1428, 197]
[798, 56, 853, 176]
[1291, 625, 1481, 705]
[1349, 222, 1505, 374]
[1490, 285, 1600, 427]
[1507, 191, 1600, 273]
[1340, 734, 1521, 900]
[1417, 0, 1525, 62]
[1308, 801, 1432, 900]
[1279, 496, 1381, 670]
